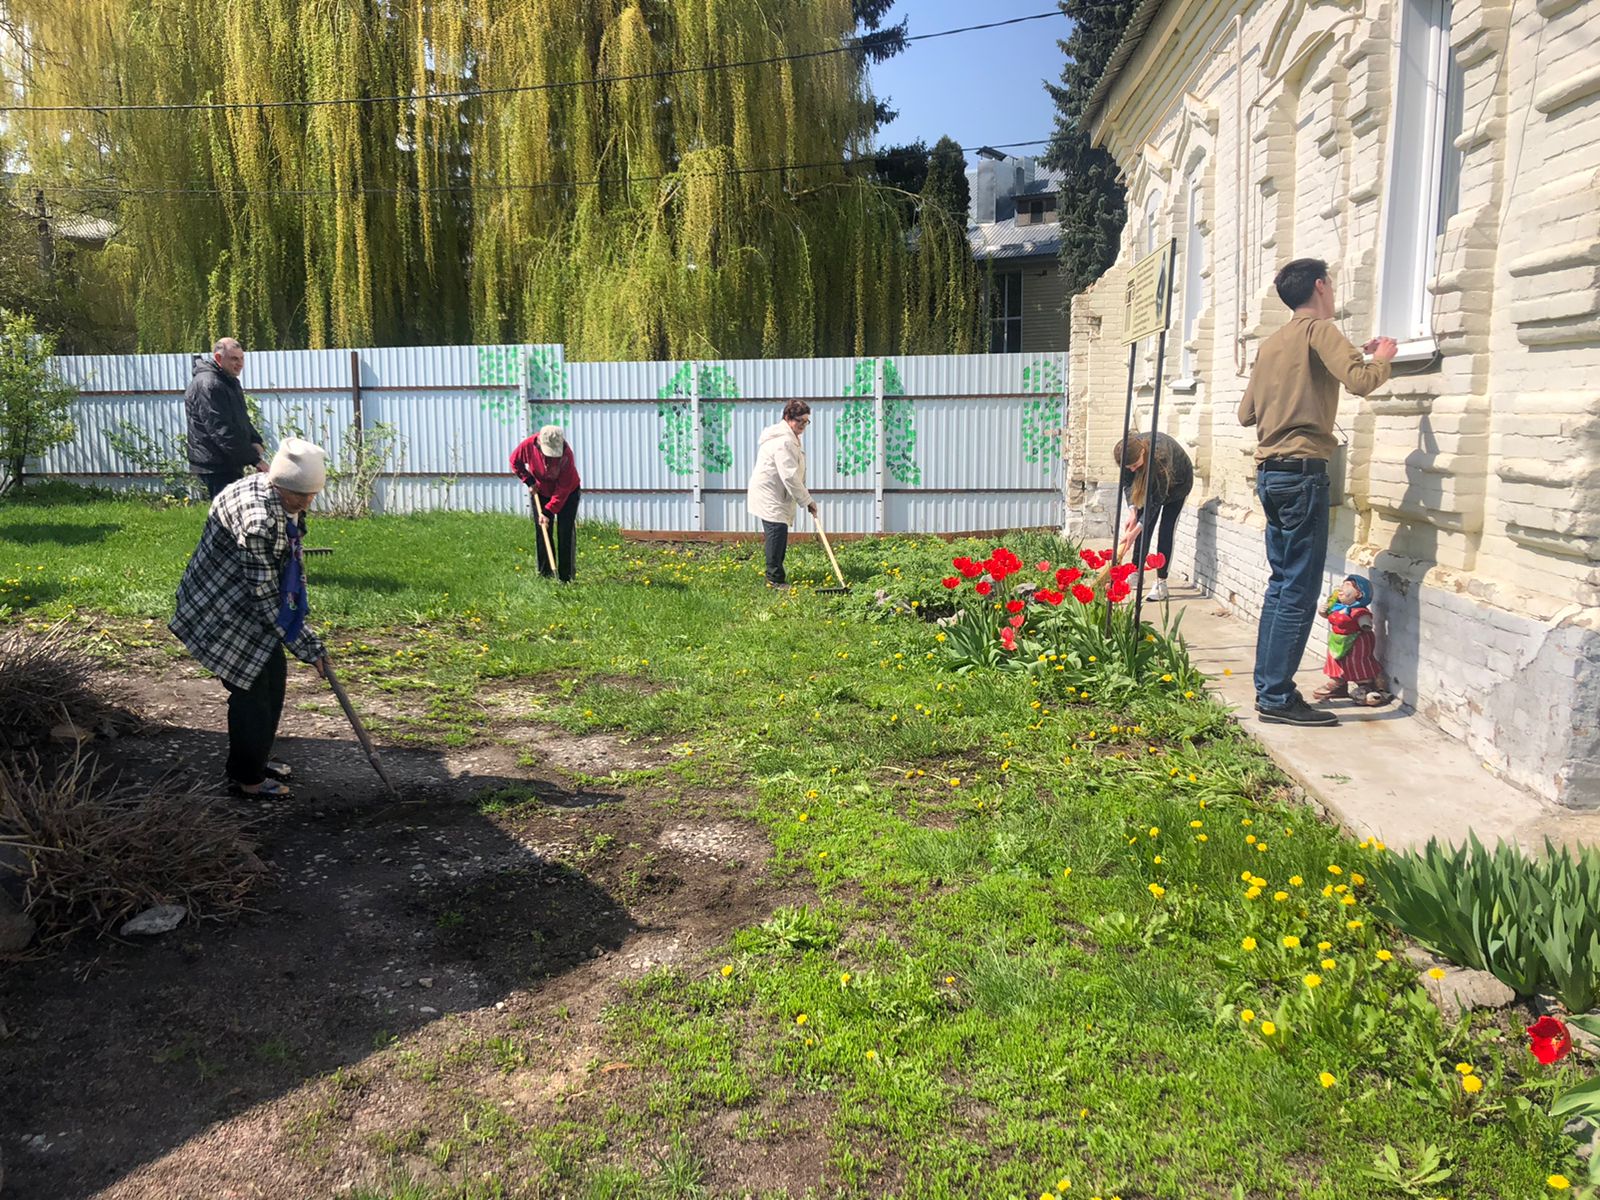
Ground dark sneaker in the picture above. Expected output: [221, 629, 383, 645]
[1257, 698, 1339, 727]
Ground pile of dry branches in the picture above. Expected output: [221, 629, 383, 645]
[0, 752, 265, 948]
[0, 621, 130, 753]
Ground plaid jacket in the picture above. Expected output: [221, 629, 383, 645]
[169, 475, 325, 688]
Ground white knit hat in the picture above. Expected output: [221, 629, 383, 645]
[267, 437, 327, 493]
[537, 425, 566, 456]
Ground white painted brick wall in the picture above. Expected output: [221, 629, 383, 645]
[1075, 0, 1600, 806]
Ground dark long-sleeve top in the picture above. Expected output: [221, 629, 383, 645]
[1120, 432, 1194, 511]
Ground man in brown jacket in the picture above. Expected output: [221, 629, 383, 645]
[1238, 258, 1396, 726]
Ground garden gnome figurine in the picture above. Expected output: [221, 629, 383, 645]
[1315, 574, 1391, 706]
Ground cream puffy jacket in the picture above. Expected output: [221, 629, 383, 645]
[746, 421, 813, 526]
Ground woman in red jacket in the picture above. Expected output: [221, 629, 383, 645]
[510, 425, 582, 582]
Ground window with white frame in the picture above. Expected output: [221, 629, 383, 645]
[1180, 168, 1206, 380]
[1378, 0, 1465, 353]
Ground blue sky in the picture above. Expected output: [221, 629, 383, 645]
[869, 2, 1069, 153]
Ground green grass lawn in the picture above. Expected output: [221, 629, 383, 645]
[1, 483, 1586, 1200]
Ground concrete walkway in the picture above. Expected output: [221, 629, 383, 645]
[1166, 582, 1600, 852]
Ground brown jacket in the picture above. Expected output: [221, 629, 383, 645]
[1238, 316, 1391, 462]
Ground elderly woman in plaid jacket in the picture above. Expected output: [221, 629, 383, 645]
[170, 438, 329, 798]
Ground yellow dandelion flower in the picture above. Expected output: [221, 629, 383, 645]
[720, 965, 733, 977]
[1461, 1074, 1484, 1094]
[1260, 1021, 1277, 1037]
[1148, 883, 1166, 898]
[1376, 949, 1394, 962]
[795, 1013, 808, 1025]
[1283, 935, 1301, 949]
[1240, 1009, 1256, 1022]
[1197, 834, 1209, 842]
[1149, 826, 1160, 838]
[1318, 941, 1332, 951]
[840, 973, 851, 986]
[1351, 872, 1365, 886]
[1290, 875, 1304, 887]
[949, 778, 960, 787]
[1319, 1071, 1336, 1088]
[1456, 1063, 1475, 1075]
[1549, 1175, 1572, 1190]
[1304, 974, 1323, 989]
[1241, 937, 1258, 951]
[1327, 865, 1343, 875]
[1190, 820, 1203, 828]
[1428, 967, 1446, 980]
[866, 1049, 877, 1060]
[1320, 958, 1336, 970]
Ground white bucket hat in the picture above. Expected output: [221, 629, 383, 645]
[267, 437, 328, 493]
[537, 425, 566, 456]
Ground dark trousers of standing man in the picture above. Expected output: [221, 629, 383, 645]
[1253, 462, 1331, 711]
[760, 520, 789, 585]
[535, 488, 581, 582]
[222, 644, 287, 786]
[199, 468, 241, 500]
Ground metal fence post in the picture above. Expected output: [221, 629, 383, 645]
[690, 361, 703, 532]
[873, 356, 886, 534]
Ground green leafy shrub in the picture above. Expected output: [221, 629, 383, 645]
[1370, 833, 1600, 1011]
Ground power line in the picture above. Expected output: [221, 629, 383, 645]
[23, 138, 1054, 201]
[0, 11, 1066, 115]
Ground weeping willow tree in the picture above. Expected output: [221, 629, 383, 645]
[3, 0, 982, 357]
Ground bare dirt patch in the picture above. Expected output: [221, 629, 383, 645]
[0, 658, 825, 1199]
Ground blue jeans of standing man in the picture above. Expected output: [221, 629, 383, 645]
[1254, 467, 1330, 710]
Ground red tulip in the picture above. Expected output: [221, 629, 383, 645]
[1036, 560, 1051, 572]
[941, 576, 960, 590]
[1528, 1016, 1573, 1065]
[1111, 562, 1139, 583]
[1055, 566, 1082, 587]
[957, 560, 984, 580]
[1006, 599, 1026, 614]
[1038, 589, 1064, 606]
[1000, 626, 1017, 651]
[1079, 549, 1099, 568]
[975, 581, 993, 596]
[1072, 584, 1095, 605]
[1145, 552, 1167, 571]
[1008, 613, 1025, 629]
[1108, 581, 1131, 603]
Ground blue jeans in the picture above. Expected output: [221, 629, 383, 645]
[1254, 469, 1330, 709]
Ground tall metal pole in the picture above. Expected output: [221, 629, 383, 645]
[1104, 340, 1139, 636]
[1130, 239, 1179, 641]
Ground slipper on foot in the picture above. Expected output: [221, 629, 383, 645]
[263, 760, 293, 782]
[230, 777, 293, 799]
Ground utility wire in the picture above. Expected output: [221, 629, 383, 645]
[24, 138, 1054, 200]
[0, 11, 1065, 115]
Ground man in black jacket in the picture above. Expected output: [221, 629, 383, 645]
[186, 337, 268, 499]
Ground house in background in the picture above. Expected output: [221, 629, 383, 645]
[967, 149, 1068, 354]
[1066, 0, 1599, 806]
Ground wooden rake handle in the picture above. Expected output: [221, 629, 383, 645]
[814, 514, 847, 588]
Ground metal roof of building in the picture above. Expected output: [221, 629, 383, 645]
[967, 220, 1062, 262]
[1080, 0, 1168, 143]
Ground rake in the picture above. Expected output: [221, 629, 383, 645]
[813, 514, 851, 595]
[323, 660, 399, 799]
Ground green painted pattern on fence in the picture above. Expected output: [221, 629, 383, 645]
[834, 358, 920, 486]
[1020, 357, 1064, 476]
[657, 364, 738, 477]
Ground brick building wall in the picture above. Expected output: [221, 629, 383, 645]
[1071, 0, 1600, 805]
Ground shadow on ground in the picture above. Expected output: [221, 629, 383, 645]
[0, 662, 795, 1200]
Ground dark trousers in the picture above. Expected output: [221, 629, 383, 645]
[199, 468, 241, 500]
[222, 645, 287, 786]
[1254, 468, 1331, 710]
[535, 488, 580, 582]
[761, 520, 789, 584]
[1132, 487, 1190, 579]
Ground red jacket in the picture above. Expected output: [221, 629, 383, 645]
[510, 436, 581, 514]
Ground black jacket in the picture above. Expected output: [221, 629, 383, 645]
[1120, 431, 1194, 512]
[184, 356, 262, 471]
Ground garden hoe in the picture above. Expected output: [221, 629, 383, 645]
[530, 493, 561, 581]
[813, 514, 851, 595]
[323, 659, 399, 799]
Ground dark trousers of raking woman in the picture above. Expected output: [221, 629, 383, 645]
[1131, 482, 1192, 579]
[536, 488, 581, 582]
[222, 644, 286, 785]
